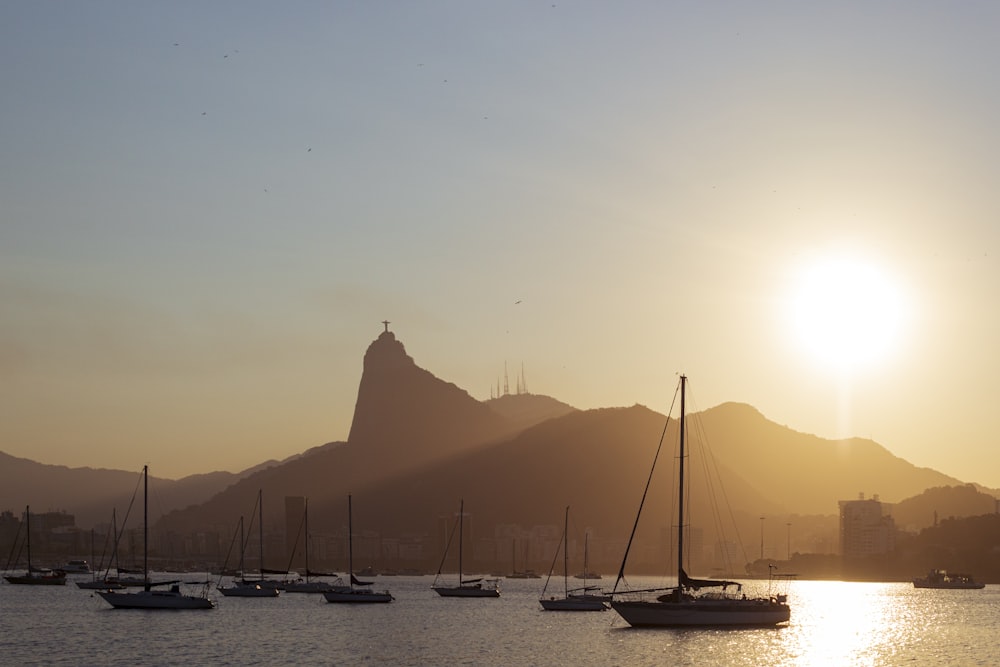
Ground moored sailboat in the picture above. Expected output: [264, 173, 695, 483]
[3, 506, 67, 586]
[540, 506, 608, 611]
[323, 495, 393, 603]
[217, 491, 281, 598]
[76, 520, 126, 590]
[610, 375, 790, 627]
[285, 499, 335, 593]
[507, 538, 541, 579]
[432, 499, 500, 598]
[97, 466, 215, 610]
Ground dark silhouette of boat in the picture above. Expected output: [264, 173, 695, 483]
[610, 375, 791, 627]
[913, 569, 985, 589]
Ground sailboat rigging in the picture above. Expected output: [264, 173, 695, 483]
[610, 375, 790, 627]
[432, 499, 500, 598]
[97, 466, 215, 609]
[217, 490, 280, 597]
[539, 506, 608, 611]
[76, 513, 126, 590]
[3, 506, 67, 585]
[323, 495, 393, 603]
[508, 538, 540, 579]
[285, 499, 335, 593]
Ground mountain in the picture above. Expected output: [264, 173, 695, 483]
[891, 485, 999, 532]
[349, 404, 780, 544]
[5, 328, 996, 569]
[484, 392, 577, 429]
[694, 402, 965, 515]
[156, 329, 522, 534]
[0, 451, 256, 528]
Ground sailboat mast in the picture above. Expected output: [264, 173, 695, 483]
[25, 506, 31, 572]
[458, 499, 464, 583]
[111, 509, 118, 574]
[347, 494, 354, 589]
[239, 517, 245, 576]
[258, 490, 263, 579]
[677, 375, 686, 583]
[143, 465, 149, 591]
[563, 506, 569, 596]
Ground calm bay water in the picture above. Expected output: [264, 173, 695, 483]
[3, 575, 999, 666]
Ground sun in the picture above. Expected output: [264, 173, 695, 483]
[787, 255, 907, 373]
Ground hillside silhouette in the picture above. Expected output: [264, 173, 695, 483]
[694, 402, 963, 515]
[153, 329, 979, 561]
[0, 451, 263, 528]
[3, 327, 993, 571]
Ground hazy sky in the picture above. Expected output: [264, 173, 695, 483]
[3, 2, 998, 489]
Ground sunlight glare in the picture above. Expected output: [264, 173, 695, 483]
[788, 255, 907, 373]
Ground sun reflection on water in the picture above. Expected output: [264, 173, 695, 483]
[777, 581, 963, 666]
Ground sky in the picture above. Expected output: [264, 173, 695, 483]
[2, 2, 999, 488]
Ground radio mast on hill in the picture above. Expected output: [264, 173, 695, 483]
[490, 362, 528, 399]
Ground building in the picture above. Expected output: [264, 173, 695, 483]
[839, 493, 895, 558]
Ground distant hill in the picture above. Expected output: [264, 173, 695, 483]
[0, 451, 257, 528]
[892, 485, 999, 531]
[5, 328, 997, 568]
[484, 393, 577, 429]
[694, 402, 966, 514]
[156, 329, 525, 534]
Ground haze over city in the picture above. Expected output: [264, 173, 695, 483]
[3, 3, 998, 486]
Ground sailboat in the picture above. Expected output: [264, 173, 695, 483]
[323, 495, 393, 603]
[432, 499, 500, 598]
[97, 467, 215, 609]
[573, 534, 601, 580]
[285, 499, 335, 593]
[540, 507, 608, 611]
[507, 538, 541, 579]
[76, 519, 126, 590]
[610, 375, 790, 627]
[3, 506, 67, 585]
[218, 491, 280, 597]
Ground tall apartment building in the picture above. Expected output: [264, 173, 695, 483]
[839, 493, 895, 558]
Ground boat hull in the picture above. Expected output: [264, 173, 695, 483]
[913, 581, 985, 590]
[283, 581, 334, 593]
[76, 579, 126, 590]
[4, 573, 67, 586]
[540, 596, 608, 611]
[612, 599, 790, 627]
[98, 589, 215, 610]
[217, 584, 280, 597]
[59, 561, 91, 574]
[913, 570, 985, 589]
[433, 585, 500, 598]
[323, 589, 393, 604]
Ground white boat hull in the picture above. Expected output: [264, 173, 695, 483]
[612, 599, 790, 627]
[98, 589, 215, 610]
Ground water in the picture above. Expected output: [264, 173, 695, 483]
[3, 575, 999, 666]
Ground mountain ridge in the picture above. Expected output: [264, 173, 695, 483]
[2, 330, 994, 549]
